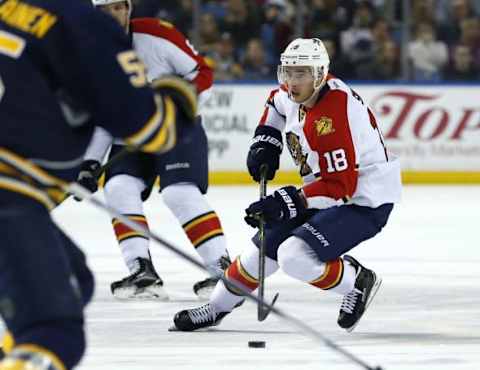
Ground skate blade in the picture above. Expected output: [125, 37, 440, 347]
[346, 276, 382, 333]
[168, 325, 180, 332]
[113, 286, 170, 301]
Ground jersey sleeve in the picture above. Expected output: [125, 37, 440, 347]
[301, 90, 359, 209]
[45, 8, 174, 153]
[83, 126, 113, 163]
[258, 88, 287, 132]
[131, 18, 213, 94]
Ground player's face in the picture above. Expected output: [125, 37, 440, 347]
[283, 66, 315, 103]
[100, 2, 130, 32]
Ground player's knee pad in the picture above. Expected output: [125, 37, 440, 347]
[277, 236, 323, 282]
[104, 174, 146, 199]
[161, 183, 204, 214]
[104, 174, 146, 210]
[239, 243, 279, 280]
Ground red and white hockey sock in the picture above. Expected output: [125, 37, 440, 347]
[211, 244, 279, 313]
[277, 236, 355, 294]
[104, 175, 151, 273]
[162, 184, 228, 268]
[112, 214, 150, 272]
[210, 257, 257, 313]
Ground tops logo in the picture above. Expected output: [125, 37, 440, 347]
[370, 91, 480, 141]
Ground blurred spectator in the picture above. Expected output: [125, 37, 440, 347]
[340, 1, 376, 56]
[219, 0, 261, 50]
[198, 13, 221, 55]
[128, 0, 480, 82]
[408, 22, 448, 81]
[260, 0, 293, 65]
[241, 38, 274, 80]
[210, 33, 244, 81]
[356, 39, 401, 80]
[445, 44, 480, 80]
[411, 0, 436, 27]
[371, 18, 392, 46]
[169, 0, 194, 36]
[308, 0, 340, 41]
[458, 17, 480, 67]
[436, 0, 480, 25]
[202, 0, 227, 20]
[375, 39, 401, 79]
[438, 0, 476, 45]
[379, 0, 403, 25]
[322, 38, 352, 78]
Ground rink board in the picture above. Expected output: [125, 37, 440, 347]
[203, 83, 480, 184]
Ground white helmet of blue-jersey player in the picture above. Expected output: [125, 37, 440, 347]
[277, 38, 330, 100]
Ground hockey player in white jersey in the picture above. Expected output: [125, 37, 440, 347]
[79, 0, 231, 300]
[172, 38, 402, 332]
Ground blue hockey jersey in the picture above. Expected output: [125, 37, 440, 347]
[0, 0, 173, 180]
[0, 0, 177, 207]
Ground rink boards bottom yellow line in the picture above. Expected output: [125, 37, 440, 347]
[208, 171, 480, 185]
[99, 171, 480, 188]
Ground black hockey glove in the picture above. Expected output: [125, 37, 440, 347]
[74, 160, 101, 201]
[244, 186, 307, 228]
[151, 76, 198, 122]
[247, 125, 283, 182]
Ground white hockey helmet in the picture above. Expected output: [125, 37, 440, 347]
[277, 38, 330, 90]
[92, 0, 132, 20]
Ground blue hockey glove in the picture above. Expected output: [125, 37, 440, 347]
[244, 186, 307, 228]
[74, 160, 101, 201]
[247, 125, 283, 182]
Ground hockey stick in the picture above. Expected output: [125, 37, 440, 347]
[257, 164, 279, 321]
[0, 151, 384, 370]
[71, 146, 132, 202]
[93, 146, 131, 179]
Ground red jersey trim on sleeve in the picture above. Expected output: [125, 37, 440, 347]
[259, 88, 283, 126]
[131, 18, 213, 93]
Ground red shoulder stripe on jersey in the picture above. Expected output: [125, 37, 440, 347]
[131, 18, 213, 93]
[259, 88, 280, 126]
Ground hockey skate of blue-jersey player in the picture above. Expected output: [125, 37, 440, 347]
[0, 0, 196, 368]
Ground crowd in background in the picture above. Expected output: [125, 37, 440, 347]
[130, 0, 480, 82]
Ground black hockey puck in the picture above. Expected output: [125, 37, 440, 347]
[248, 341, 266, 348]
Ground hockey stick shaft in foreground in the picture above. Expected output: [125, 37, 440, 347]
[0, 151, 383, 370]
[68, 182, 384, 370]
[257, 164, 279, 321]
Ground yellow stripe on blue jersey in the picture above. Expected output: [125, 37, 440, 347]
[0, 148, 68, 209]
[7, 344, 67, 370]
[0, 30, 25, 58]
[0, 148, 67, 188]
[0, 0, 57, 39]
[125, 96, 176, 154]
[0, 175, 56, 210]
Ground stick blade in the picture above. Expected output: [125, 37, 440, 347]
[257, 293, 280, 321]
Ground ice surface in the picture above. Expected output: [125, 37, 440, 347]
[13, 185, 480, 370]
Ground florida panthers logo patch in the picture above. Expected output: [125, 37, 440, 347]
[315, 116, 335, 136]
[286, 132, 312, 177]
